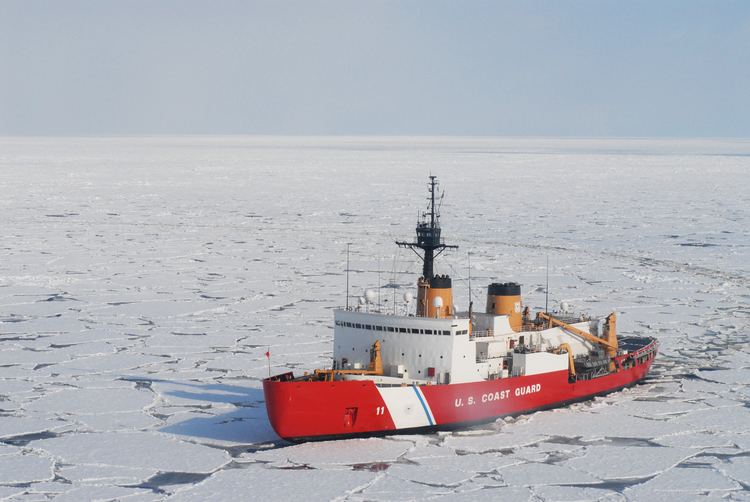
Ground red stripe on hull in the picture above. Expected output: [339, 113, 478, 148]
[264, 357, 655, 441]
[263, 379, 396, 440]
[421, 358, 654, 425]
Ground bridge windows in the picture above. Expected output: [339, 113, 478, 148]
[336, 321, 462, 337]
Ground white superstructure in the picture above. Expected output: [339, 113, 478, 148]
[333, 308, 601, 385]
[327, 176, 618, 387]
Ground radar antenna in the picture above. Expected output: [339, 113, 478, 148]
[395, 176, 458, 280]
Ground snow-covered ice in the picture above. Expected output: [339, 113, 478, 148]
[0, 136, 748, 499]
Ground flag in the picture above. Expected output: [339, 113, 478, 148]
[265, 349, 270, 358]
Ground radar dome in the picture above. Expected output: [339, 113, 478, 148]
[403, 291, 414, 303]
[365, 289, 377, 303]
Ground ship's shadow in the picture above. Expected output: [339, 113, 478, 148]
[144, 379, 281, 446]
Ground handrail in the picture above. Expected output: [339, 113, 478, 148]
[470, 329, 494, 339]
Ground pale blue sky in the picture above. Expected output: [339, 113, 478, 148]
[1, 0, 748, 136]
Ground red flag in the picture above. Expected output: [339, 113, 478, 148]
[265, 350, 270, 358]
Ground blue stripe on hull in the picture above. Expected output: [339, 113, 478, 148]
[412, 386, 434, 425]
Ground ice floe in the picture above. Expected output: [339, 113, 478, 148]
[1, 136, 748, 499]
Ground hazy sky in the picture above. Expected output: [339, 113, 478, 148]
[1, 1, 749, 136]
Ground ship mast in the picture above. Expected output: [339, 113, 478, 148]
[396, 176, 458, 280]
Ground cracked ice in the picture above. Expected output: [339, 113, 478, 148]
[0, 136, 748, 500]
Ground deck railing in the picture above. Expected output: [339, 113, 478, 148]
[470, 329, 494, 339]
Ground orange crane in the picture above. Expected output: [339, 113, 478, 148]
[554, 342, 576, 378]
[539, 312, 618, 372]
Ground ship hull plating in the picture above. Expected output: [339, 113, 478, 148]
[263, 341, 656, 442]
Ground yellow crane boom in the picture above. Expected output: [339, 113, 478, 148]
[538, 312, 619, 371]
[555, 342, 576, 378]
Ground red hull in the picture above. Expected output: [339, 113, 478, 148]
[263, 341, 657, 441]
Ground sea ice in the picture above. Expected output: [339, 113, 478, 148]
[0, 453, 53, 484]
[565, 446, 696, 480]
[168, 467, 378, 502]
[51, 485, 159, 502]
[1, 136, 748, 499]
[623, 466, 742, 498]
[25, 386, 154, 415]
[33, 431, 230, 472]
[252, 437, 413, 467]
[0, 416, 65, 440]
[532, 485, 626, 501]
[442, 431, 549, 453]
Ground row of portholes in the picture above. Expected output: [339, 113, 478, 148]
[335, 320, 454, 336]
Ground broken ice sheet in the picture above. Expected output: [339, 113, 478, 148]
[0, 453, 54, 484]
[653, 431, 740, 449]
[0, 486, 25, 500]
[150, 379, 261, 408]
[500, 404, 685, 441]
[623, 465, 742, 498]
[388, 452, 513, 487]
[52, 353, 170, 375]
[162, 407, 278, 446]
[385, 462, 477, 487]
[498, 461, 601, 486]
[168, 466, 378, 502]
[0, 415, 67, 440]
[1, 137, 749, 499]
[251, 437, 413, 467]
[565, 445, 696, 480]
[51, 485, 160, 502]
[352, 473, 454, 501]
[532, 485, 626, 501]
[716, 456, 750, 486]
[25, 386, 155, 415]
[76, 411, 162, 432]
[57, 463, 158, 485]
[33, 431, 230, 472]
[430, 485, 535, 502]
[667, 405, 750, 435]
[442, 431, 549, 453]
